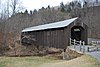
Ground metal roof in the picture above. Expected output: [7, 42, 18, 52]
[22, 17, 78, 32]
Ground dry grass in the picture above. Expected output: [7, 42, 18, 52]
[0, 55, 100, 67]
[0, 56, 62, 67]
[41, 55, 100, 67]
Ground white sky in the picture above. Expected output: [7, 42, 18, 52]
[21, 0, 74, 11]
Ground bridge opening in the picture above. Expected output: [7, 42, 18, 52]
[71, 26, 84, 41]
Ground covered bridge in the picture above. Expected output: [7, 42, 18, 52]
[21, 17, 88, 49]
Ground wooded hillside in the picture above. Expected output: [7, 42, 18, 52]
[0, 2, 100, 55]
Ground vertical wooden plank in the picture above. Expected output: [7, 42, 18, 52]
[61, 29, 64, 48]
[55, 29, 57, 48]
[46, 31, 47, 47]
[58, 29, 60, 48]
[63, 27, 68, 49]
[51, 30, 53, 47]
[57, 29, 58, 48]
[52, 30, 54, 48]
[43, 31, 45, 47]
[41, 31, 43, 46]
[50, 30, 51, 47]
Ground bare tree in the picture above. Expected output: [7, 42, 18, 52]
[7, 0, 10, 18]
[10, 0, 24, 15]
[0, 0, 1, 8]
[0, 0, 9, 19]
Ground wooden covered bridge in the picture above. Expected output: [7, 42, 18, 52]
[21, 17, 88, 49]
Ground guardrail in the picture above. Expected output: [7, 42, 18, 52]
[87, 40, 100, 52]
[92, 41, 100, 45]
[70, 38, 85, 53]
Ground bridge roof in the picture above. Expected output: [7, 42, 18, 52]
[22, 17, 78, 32]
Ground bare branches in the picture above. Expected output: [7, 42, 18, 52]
[10, 0, 24, 15]
[0, 0, 24, 19]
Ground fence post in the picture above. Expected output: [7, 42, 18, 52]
[83, 41, 85, 53]
[70, 38, 71, 46]
[74, 39, 76, 49]
[87, 47, 89, 52]
[97, 41, 98, 44]
[97, 41, 99, 51]
[79, 41, 82, 51]
[92, 41, 93, 45]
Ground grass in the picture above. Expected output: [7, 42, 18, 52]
[63, 55, 100, 67]
[42, 55, 100, 67]
[0, 56, 62, 67]
[0, 55, 100, 67]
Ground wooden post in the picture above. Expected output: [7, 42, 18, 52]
[74, 39, 76, 49]
[87, 47, 89, 52]
[70, 38, 71, 46]
[63, 49, 67, 60]
[83, 41, 85, 53]
[79, 41, 82, 51]
[97, 41, 98, 44]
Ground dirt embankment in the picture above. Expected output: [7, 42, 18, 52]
[4, 44, 83, 62]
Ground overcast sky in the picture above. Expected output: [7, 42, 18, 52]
[21, 0, 75, 10]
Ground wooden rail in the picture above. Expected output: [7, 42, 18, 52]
[70, 38, 85, 53]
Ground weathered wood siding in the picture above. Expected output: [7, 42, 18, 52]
[23, 28, 67, 49]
